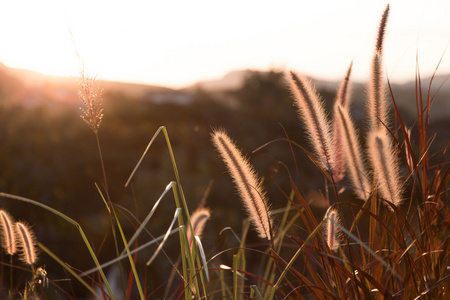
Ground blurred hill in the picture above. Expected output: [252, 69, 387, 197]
[1, 63, 449, 121]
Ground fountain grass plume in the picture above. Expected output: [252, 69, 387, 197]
[15, 222, 38, 265]
[212, 129, 273, 240]
[368, 5, 390, 132]
[335, 104, 371, 200]
[368, 131, 403, 207]
[187, 207, 211, 248]
[336, 62, 353, 108]
[289, 72, 334, 173]
[332, 63, 354, 183]
[376, 4, 390, 52]
[324, 207, 342, 252]
[78, 72, 104, 134]
[0, 210, 16, 255]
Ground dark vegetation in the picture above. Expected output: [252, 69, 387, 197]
[0, 64, 449, 298]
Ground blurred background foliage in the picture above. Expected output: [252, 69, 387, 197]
[0, 64, 448, 296]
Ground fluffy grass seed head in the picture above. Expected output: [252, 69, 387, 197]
[368, 5, 390, 132]
[15, 222, 38, 265]
[0, 210, 16, 255]
[335, 104, 371, 200]
[376, 4, 390, 52]
[332, 63, 354, 183]
[289, 71, 334, 173]
[323, 207, 343, 252]
[212, 129, 274, 240]
[187, 207, 211, 248]
[78, 73, 104, 134]
[368, 131, 404, 208]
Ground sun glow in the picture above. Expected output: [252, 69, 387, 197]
[0, 0, 449, 88]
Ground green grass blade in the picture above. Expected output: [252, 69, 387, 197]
[80, 226, 184, 277]
[125, 126, 163, 188]
[121, 181, 176, 256]
[147, 208, 182, 266]
[109, 205, 144, 300]
[195, 236, 209, 282]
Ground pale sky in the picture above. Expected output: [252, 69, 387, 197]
[0, 0, 449, 88]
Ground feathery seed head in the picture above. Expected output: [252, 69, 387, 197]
[368, 131, 403, 208]
[332, 63, 354, 183]
[289, 71, 334, 172]
[335, 104, 371, 200]
[336, 62, 353, 107]
[15, 222, 38, 265]
[212, 129, 273, 240]
[0, 210, 16, 255]
[78, 73, 104, 134]
[187, 208, 211, 247]
[368, 51, 389, 132]
[376, 4, 390, 52]
[324, 208, 342, 252]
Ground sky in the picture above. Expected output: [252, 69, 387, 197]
[0, 0, 449, 89]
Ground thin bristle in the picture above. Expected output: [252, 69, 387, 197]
[336, 104, 371, 200]
[289, 71, 334, 172]
[15, 222, 38, 265]
[212, 129, 273, 240]
[0, 210, 16, 255]
[368, 131, 403, 207]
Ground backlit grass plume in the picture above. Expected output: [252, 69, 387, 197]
[332, 63, 353, 183]
[187, 207, 211, 248]
[368, 131, 403, 207]
[323, 207, 342, 252]
[212, 129, 273, 240]
[289, 72, 334, 173]
[335, 104, 371, 200]
[78, 73, 104, 134]
[0, 210, 16, 255]
[15, 222, 38, 265]
[368, 5, 390, 132]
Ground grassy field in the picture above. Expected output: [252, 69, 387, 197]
[0, 4, 449, 299]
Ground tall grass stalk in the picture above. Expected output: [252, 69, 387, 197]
[125, 126, 202, 299]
